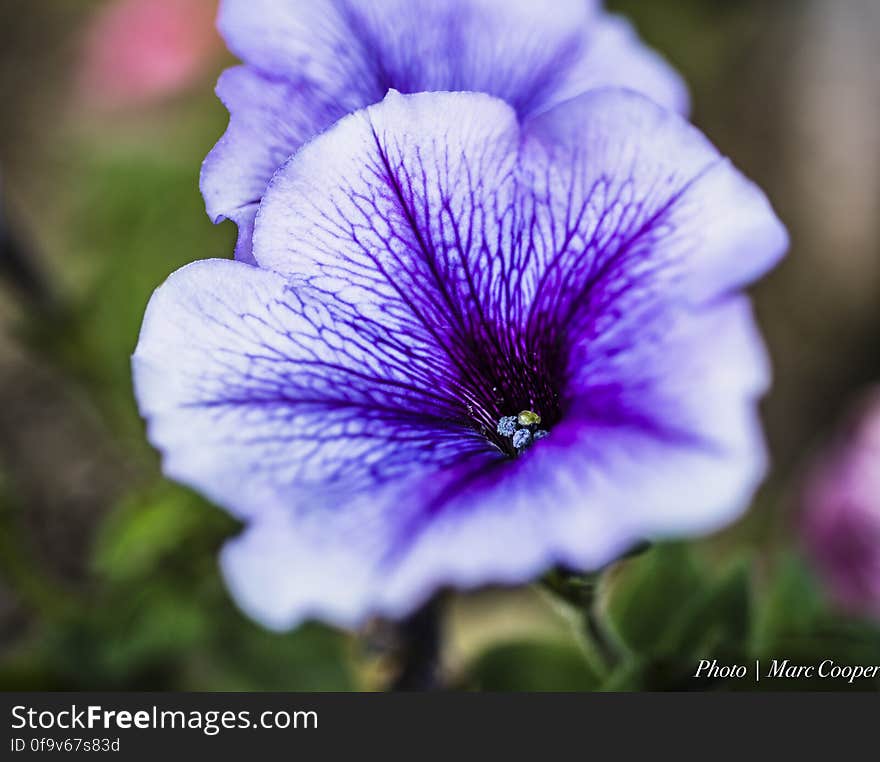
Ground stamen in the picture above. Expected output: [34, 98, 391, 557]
[494, 411, 549, 456]
[496, 416, 518, 437]
[512, 429, 532, 450]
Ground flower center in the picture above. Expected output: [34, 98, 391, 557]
[496, 410, 549, 456]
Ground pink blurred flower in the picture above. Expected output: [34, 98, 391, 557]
[801, 390, 880, 620]
[79, 0, 221, 110]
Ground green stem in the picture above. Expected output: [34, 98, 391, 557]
[542, 567, 620, 674]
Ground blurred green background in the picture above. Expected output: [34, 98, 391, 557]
[0, 0, 878, 691]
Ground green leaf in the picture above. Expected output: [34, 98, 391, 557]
[92, 484, 230, 583]
[467, 640, 600, 691]
[668, 560, 752, 657]
[196, 622, 355, 692]
[600, 544, 704, 656]
[753, 552, 825, 652]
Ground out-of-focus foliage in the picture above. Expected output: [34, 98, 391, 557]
[0, 0, 878, 691]
[468, 547, 880, 691]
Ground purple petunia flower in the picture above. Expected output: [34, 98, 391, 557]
[201, 0, 689, 263]
[134, 89, 787, 630]
[801, 391, 880, 620]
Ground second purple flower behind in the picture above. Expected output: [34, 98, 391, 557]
[201, 0, 690, 262]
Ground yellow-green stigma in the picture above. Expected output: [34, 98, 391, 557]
[517, 410, 541, 427]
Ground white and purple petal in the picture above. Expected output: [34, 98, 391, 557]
[133, 258, 501, 521]
[520, 88, 788, 329]
[549, 13, 690, 119]
[217, 0, 597, 113]
[199, 67, 347, 262]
